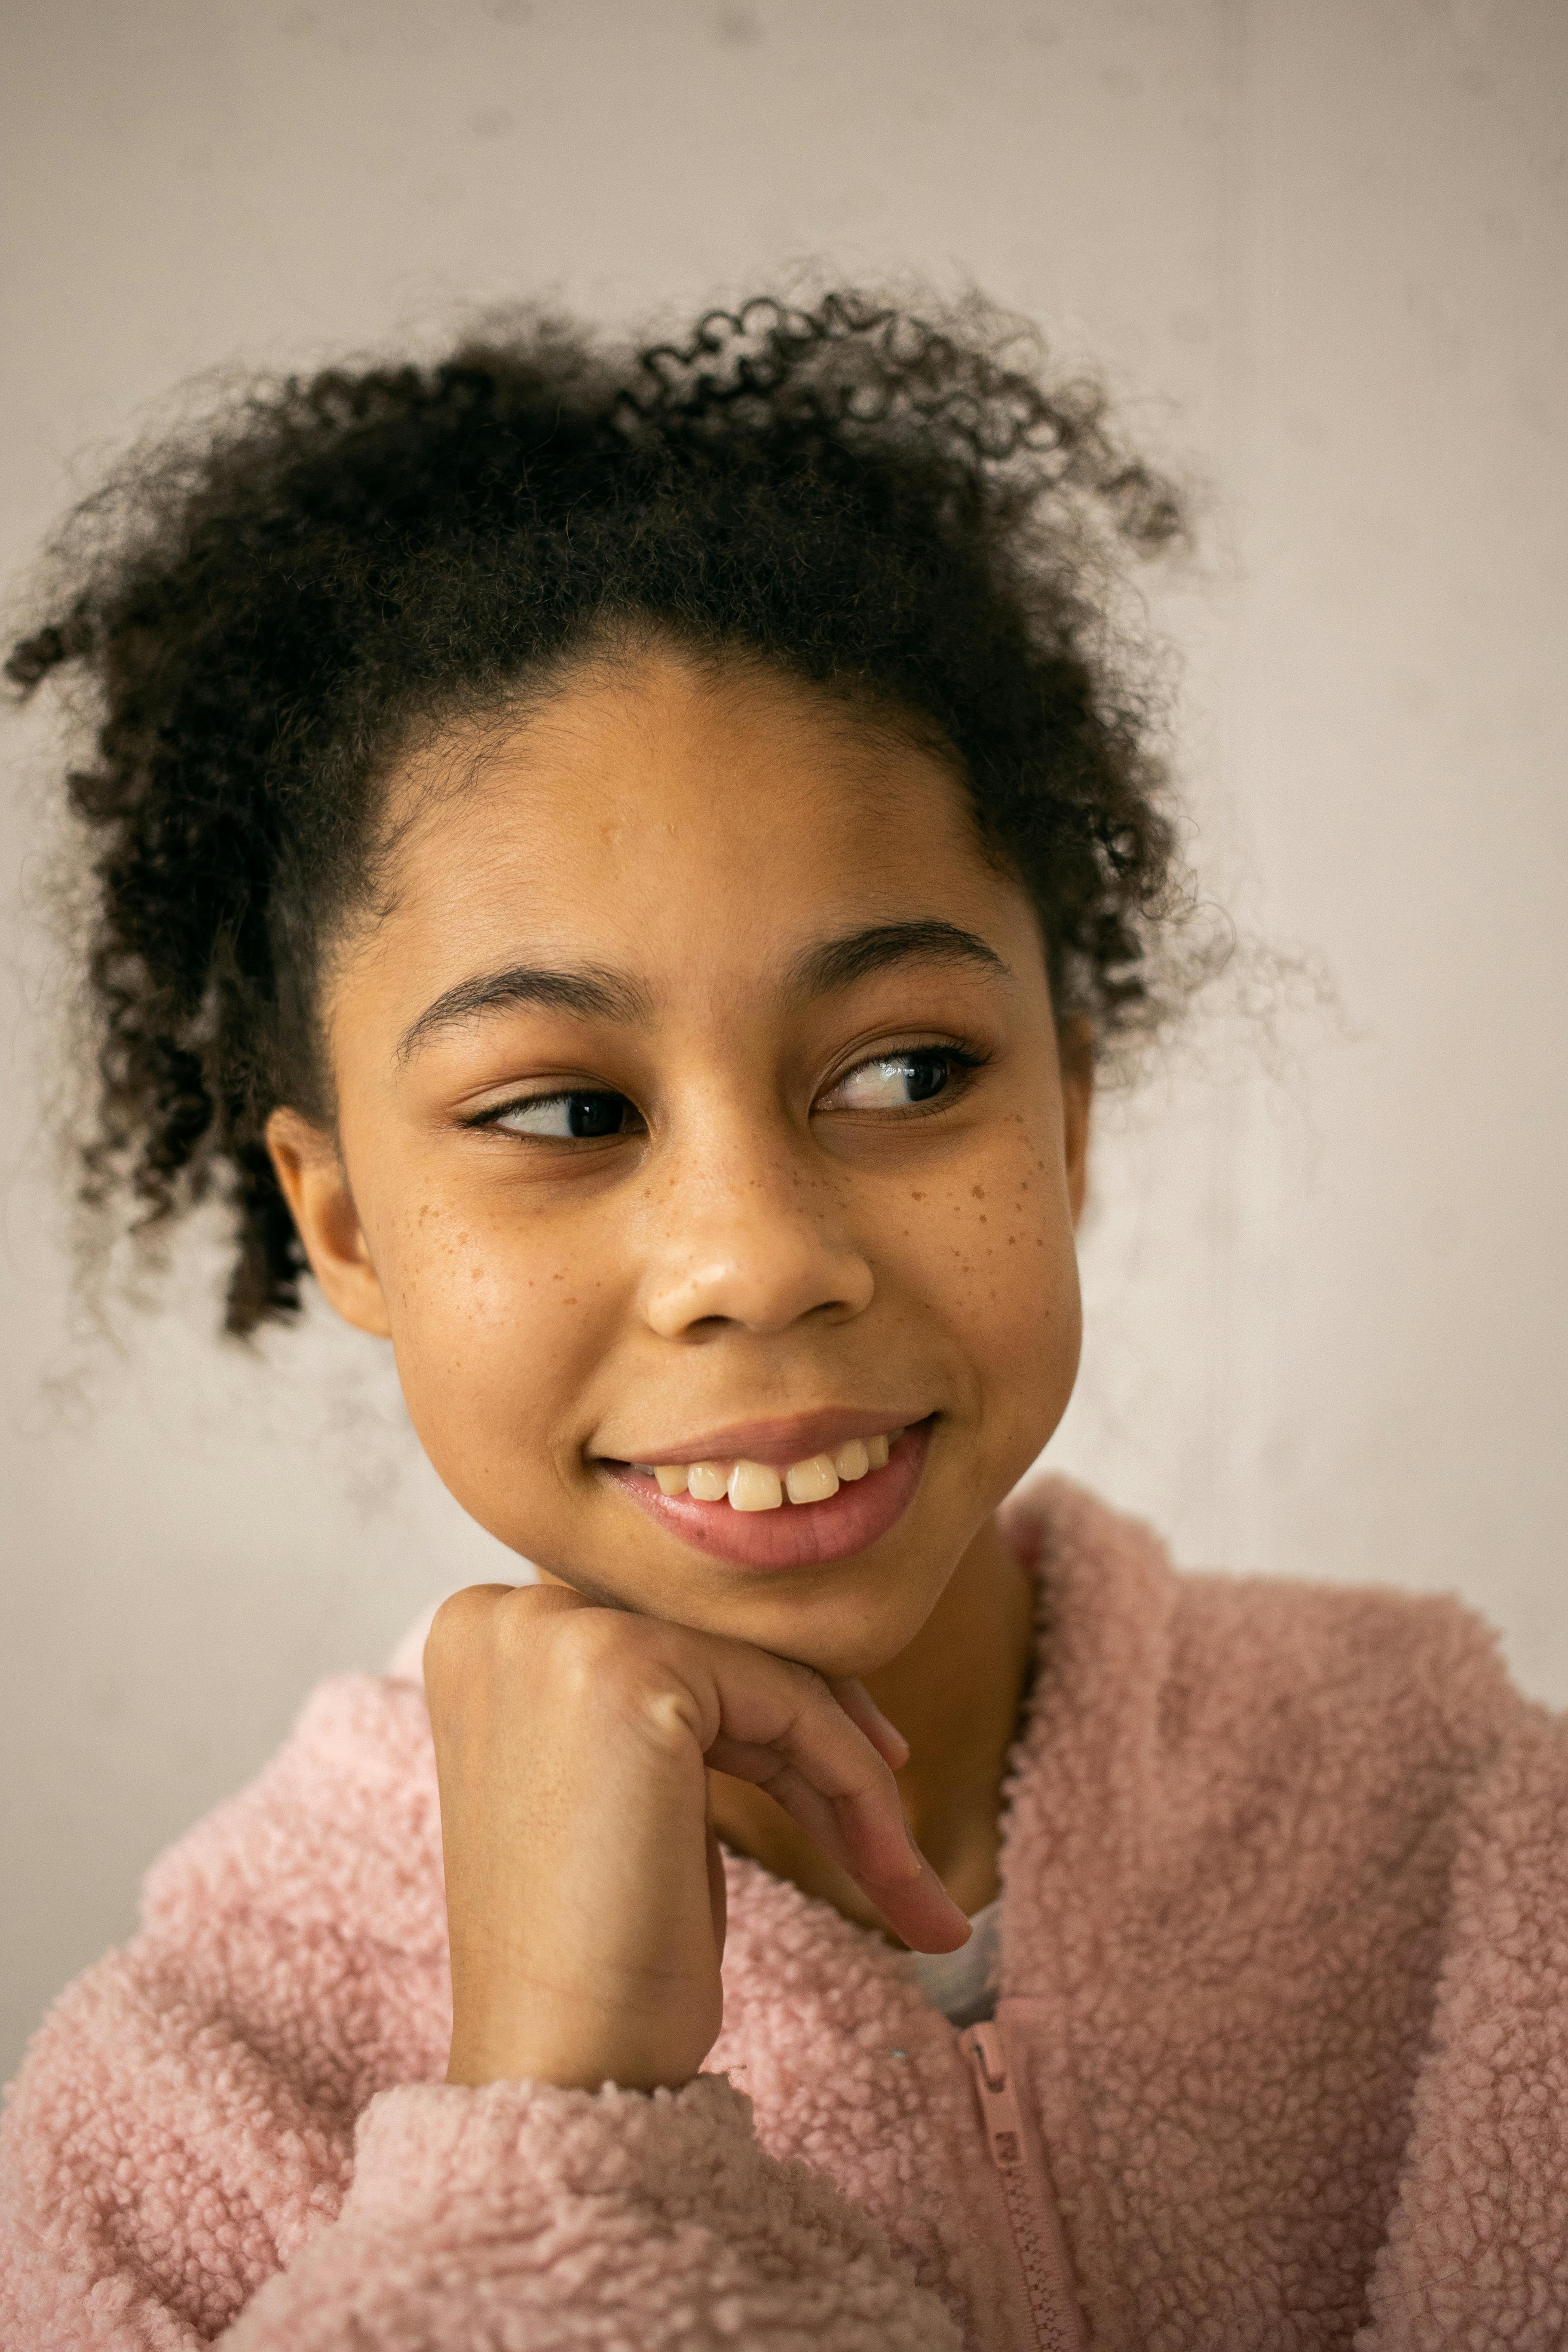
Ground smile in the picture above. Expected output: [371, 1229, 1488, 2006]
[602, 1420, 932, 1572]
[631, 1430, 903, 1510]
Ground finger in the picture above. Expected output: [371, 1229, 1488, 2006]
[751, 1755, 970, 1954]
[869, 1859, 973, 1954]
[703, 1670, 971, 1953]
[704, 1819, 729, 1962]
[632, 1635, 969, 1954]
[705, 1679, 917, 1890]
[709, 1746, 883, 1879]
[828, 1676, 910, 1771]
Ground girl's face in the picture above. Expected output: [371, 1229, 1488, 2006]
[272, 647, 1088, 1679]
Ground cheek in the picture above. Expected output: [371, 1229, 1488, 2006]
[894, 1135, 1082, 1425]
[371, 1194, 612, 1476]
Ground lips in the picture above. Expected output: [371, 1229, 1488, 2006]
[603, 1420, 933, 1570]
[611, 1406, 927, 1471]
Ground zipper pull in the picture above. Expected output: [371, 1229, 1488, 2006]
[963, 2019, 1028, 2168]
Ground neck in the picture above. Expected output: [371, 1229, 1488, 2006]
[707, 1511, 1036, 1934]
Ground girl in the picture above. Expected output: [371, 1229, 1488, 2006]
[1, 294, 1563, 2352]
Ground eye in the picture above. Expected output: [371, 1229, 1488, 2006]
[486, 1090, 643, 1140]
[820, 1048, 976, 1114]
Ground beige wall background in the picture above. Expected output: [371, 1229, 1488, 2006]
[3, 0, 1565, 2084]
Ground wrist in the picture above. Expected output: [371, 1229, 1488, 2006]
[446, 2007, 707, 2094]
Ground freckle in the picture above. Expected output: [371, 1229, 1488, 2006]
[979, 1215, 987, 1225]
[563, 1297, 578, 1305]
[971, 1185, 985, 1200]
[911, 1191, 924, 1201]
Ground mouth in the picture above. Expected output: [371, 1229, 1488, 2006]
[600, 1418, 933, 1571]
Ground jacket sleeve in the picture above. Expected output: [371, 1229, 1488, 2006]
[1358, 1701, 1568, 2350]
[1, 1971, 958, 2352]
[219, 2074, 961, 2351]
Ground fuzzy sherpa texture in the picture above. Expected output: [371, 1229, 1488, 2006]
[2, 1479, 1564, 2348]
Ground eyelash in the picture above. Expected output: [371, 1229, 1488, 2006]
[462, 1041, 991, 1141]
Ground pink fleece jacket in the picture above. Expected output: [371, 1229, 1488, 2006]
[3, 1479, 1566, 2349]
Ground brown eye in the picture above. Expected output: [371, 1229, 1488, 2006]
[492, 1090, 641, 1139]
[823, 1052, 957, 1112]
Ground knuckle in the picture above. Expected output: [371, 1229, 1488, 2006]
[778, 1655, 829, 1722]
[424, 1581, 572, 1690]
[548, 1604, 631, 1672]
[550, 1617, 705, 1749]
[636, 1680, 703, 1755]
[546, 1607, 656, 1705]
[423, 1583, 505, 1684]
[430, 1589, 712, 1749]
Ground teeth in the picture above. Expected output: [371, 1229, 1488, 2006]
[785, 1455, 840, 1504]
[729, 1460, 784, 1512]
[642, 1430, 907, 1510]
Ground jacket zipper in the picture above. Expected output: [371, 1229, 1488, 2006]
[962, 2020, 1083, 2352]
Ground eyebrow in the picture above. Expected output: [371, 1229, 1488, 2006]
[395, 963, 652, 1064]
[395, 919, 1009, 1064]
[787, 920, 1011, 1000]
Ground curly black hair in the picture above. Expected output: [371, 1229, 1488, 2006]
[7, 290, 1191, 1335]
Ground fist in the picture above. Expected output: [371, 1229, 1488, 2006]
[424, 1581, 967, 2092]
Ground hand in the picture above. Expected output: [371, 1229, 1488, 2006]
[425, 1581, 968, 2093]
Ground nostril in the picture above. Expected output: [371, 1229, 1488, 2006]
[642, 1230, 875, 1341]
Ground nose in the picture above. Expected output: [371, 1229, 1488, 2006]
[640, 1145, 875, 1341]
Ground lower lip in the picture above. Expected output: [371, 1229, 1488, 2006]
[602, 1423, 932, 1571]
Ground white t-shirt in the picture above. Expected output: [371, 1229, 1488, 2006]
[900, 1896, 1000, 2027]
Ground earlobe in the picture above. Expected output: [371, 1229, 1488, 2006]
[265, 1107, 393, 1338]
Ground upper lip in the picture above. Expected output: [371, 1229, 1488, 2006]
[598, 1408, 930, 1470]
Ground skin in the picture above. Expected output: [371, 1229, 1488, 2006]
[268, 643, 1090, 2093]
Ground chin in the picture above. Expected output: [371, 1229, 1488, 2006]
[720, 1576, 949, 1681]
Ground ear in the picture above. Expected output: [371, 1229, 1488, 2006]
[265, 1106, 393, 1338]
[1057, 1019, 1094, 1228]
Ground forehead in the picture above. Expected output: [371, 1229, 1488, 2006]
[358, 649, 1038, 1011]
